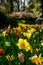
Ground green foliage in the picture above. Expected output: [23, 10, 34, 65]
[18, 20, 26, 24]
[0, 4, 8, 14]
[28, 0, 42, 19]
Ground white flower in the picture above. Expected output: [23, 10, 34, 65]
[5, 42, 10, 46]
[32, 54, 38, 59]
[29, 54, 38, 60]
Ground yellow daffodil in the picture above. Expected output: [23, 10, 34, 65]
[7, 25, 11, 32]
[24, 39, 31, 51]
[23, 32, 32, 39]
[13, 26, 21, 32]
[27, 30, 31, 33]
[2, 25, 11, 37]
[2, 30, 7, 36]
[36, 48, 39, 52]
[17, 38, 25, 49]
[17, 38, 31, 52]
[18, 38, 24, 44]
[26, 32, 32, 39]
[23, 32, 26, 36]
[6, 54, 10, 61]
[8, 25, 11, 30]
[41, 42, 43, 46]
[16, 26, 21, 32]
[38, 54, 43, 65]
[30, 28, 36, 33]
[25, 46, 31, 52]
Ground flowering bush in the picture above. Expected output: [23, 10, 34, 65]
[0, 24, 43, 65]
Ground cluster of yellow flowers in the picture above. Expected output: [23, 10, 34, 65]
[17, 38, 31, 52]
[2, 25, 11, 36]
[23, 28, 36, 39]
[13, 26, 21, 32]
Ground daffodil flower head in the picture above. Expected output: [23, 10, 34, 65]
[41, 42, 43, 46]
[17, 38, 31, 52]
[2, 30, 7, 36]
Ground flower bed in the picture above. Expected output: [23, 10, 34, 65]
[0, 24, 43, 65]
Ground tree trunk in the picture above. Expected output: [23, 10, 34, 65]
[17, 0, 20, 11]
[24, 0, 25, 11]
[17, 3, 20, 11]
[1, 0, 3, 2]
[10, 0, 14, 13]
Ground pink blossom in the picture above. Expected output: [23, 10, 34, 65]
[18, 53, 24, 63]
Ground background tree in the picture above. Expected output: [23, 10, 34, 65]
[9, 0, 14, 12]
[27, 0, 42, 19]
[0, 0, 43, 18]
[16, 0, 20, 11]
[41, 0, 43, 17]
